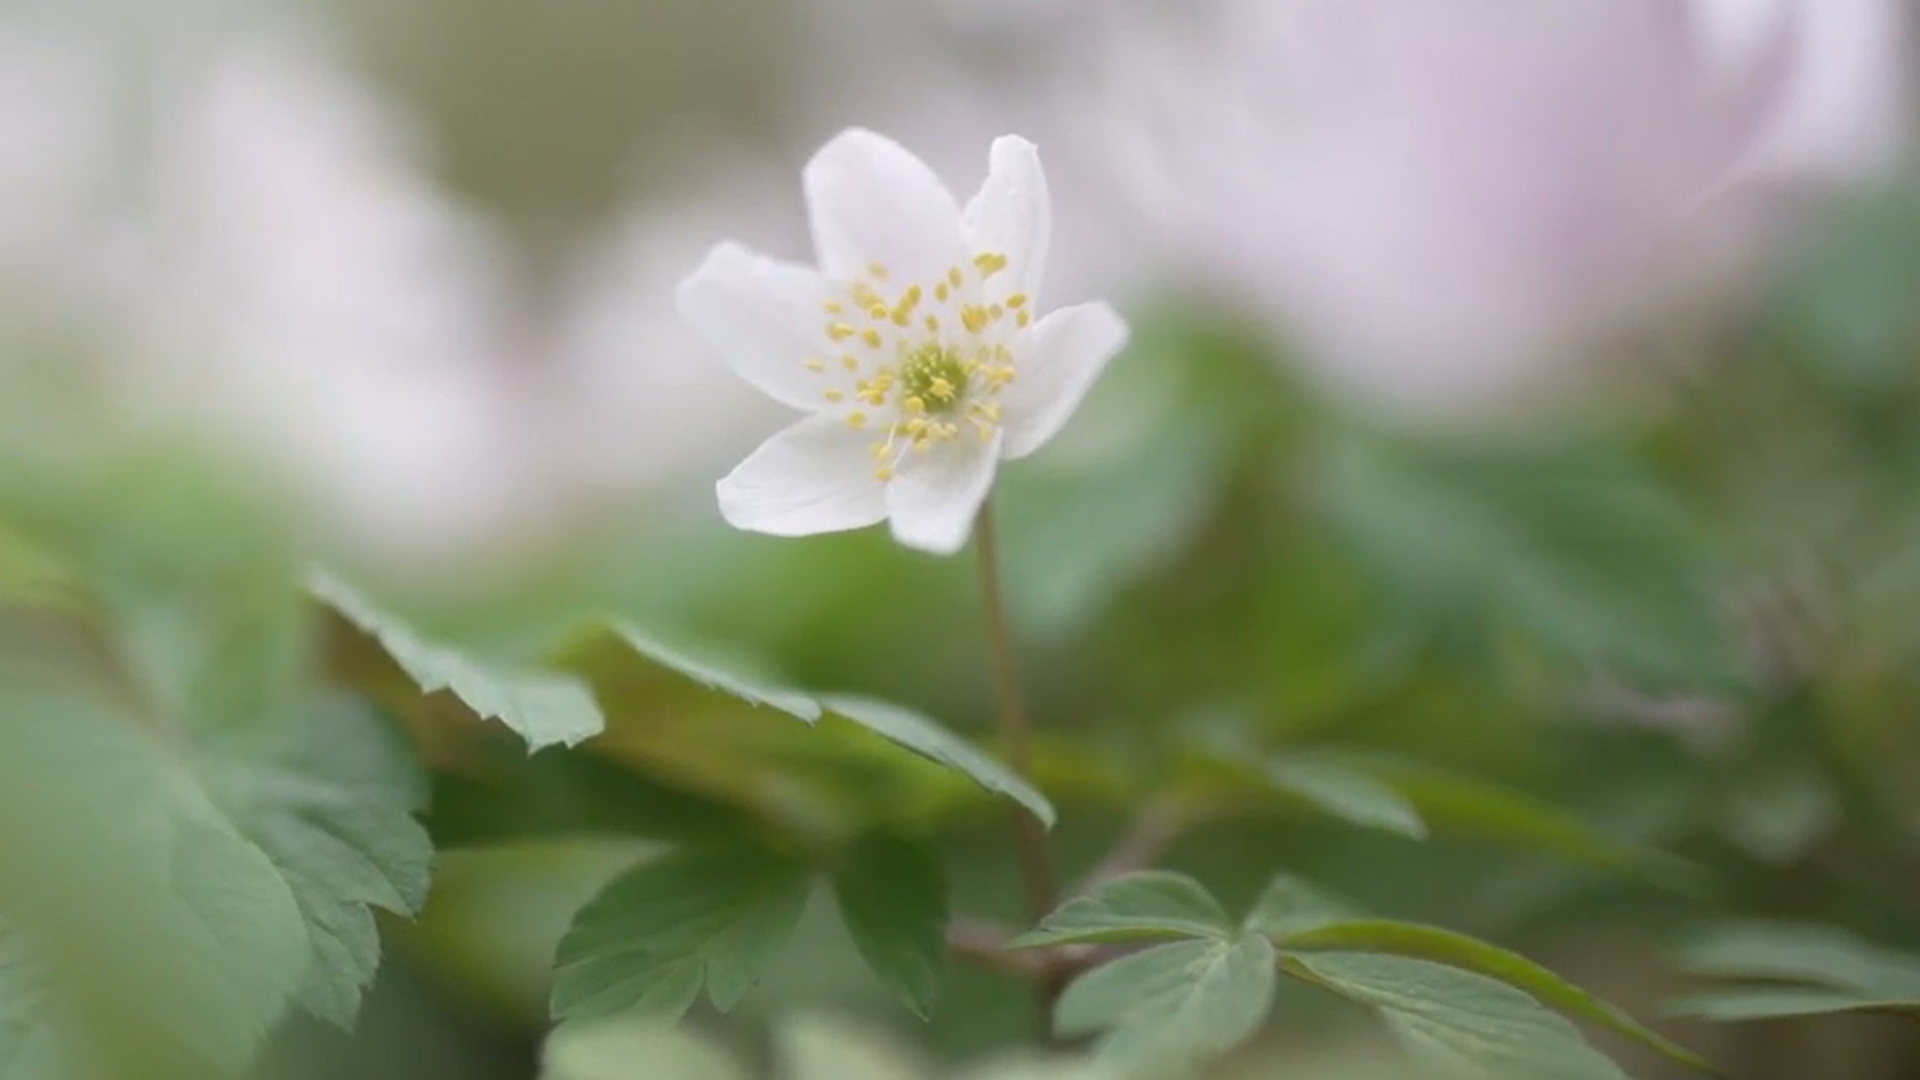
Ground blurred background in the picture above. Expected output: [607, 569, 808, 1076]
[6, 0, 1920, 1077]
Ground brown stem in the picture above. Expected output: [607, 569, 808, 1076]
[973, 501, 1067, 1029]
[1071, 801, 1188, 896]
[947, 919, 1045, 979]
[974, 501, 1058, 923]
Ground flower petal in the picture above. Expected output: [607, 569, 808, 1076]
[886, 431, 1004, 556]
[677, 243, 840, 412]
[963, 135, 1051, 303]
[999, 302, 1129, 460]
[717, 414, 886, 538]
[804, 128, 968, 286]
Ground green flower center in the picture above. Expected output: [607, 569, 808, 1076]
[899, 344, 970, 416]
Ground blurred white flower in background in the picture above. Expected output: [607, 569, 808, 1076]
[1098, 0, 1912, 418]
[119, 33, 544, 568]
[0, 26, 112, 298]
[546, 159, 801, 507]
[0, 14, 805, 579]
[1697, 0, 1911, 185]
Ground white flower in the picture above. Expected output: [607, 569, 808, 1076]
[678, 128, 1129, 555]
[1696, 0, 1911, 185]
[1101, 0, 1807, 417]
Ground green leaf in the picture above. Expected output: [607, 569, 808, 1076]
[541, 1021, 748, 1080]
[1012, 872, 1230, 948]
[114, 574, 311, 742]
[1667, 922, 1920, 1022]
[1241, 875, 1362, 940]
[1765, 178, 1920, 397]
[94, 572, 435, 1038]
[1056, 934, 1276, 1076]
[822, 696, 1055, 828]
[566, 626, 1053, 826]
[995, 351, 1240, 646]
[1316, 429, 1744, 692]
[1668, 987, 1920, 1022]
[315, 573, 605, 751]
[1378, 763, 1710, 894]
[1290, 953, 1635, 1080]
[0, 694, 313, 1075]
[1266, 754, 1427, 839]
[611, 623, 822, 724]
[832, 836, 949, 1019]
[0, 924, 68, 1080]
[1280, 920, 1713, 1073]
[204, 694, 434, 1027]
[551, 848, 811, 1024]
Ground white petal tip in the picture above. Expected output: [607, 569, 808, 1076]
[806, 127, 913, 173]
[888, 518, 973, 557]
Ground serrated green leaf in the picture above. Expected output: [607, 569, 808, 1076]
[204, 695, 434, 1027]
[832, 836, 949, 1019]
[822, 696, 1054, 828]
[552, 848, 810, 1024]
[568, 626, 1051, 826]
[1281, 920, 1713, 1073]
[0, 695, 312, 1076]
[315, 573, 605, 751]
[1012, 872, 1229, 949]
[1290, 953, 1635, 1080]
[1267, 754, 1427, 839]
[541, 1021, 749, 1080]
[1667, 922, 1920, 1022]
[1241, 875, 1362, 940]
[89, 570, 437, 1039]
[1056, 934, 1276, 1077]
[610, 623, 822, 723]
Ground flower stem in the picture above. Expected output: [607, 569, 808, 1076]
[973, 500, 1059, 927]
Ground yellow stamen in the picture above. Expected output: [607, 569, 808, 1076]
[974, 252, 1009, 278]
